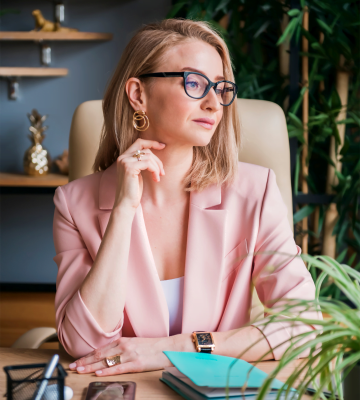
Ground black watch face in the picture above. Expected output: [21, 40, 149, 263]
[197, 333, 212, 345]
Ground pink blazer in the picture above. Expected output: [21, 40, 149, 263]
[53, 161, 321, 359]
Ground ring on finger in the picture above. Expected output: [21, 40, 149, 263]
[132, 149, 146, 161]
[105, 354, 121, 367]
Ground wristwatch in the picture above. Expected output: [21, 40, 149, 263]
[192, 331, 215, 353]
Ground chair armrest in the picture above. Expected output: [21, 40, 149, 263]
[11, 327, 58, 349]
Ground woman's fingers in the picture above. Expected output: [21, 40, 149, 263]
[125, 138, 165, 155]
[95, 361, 142, 376]
[76, 359, 108, 373]
[136, 148, 165, 176]
[123, 142, 165, 176]
[73, 346, 138, 375]
[76, 350, 135, 374]
[145, 149, 165, 176]
[113, 138, 166, 209]
[71, 336, 169, 376]
[75, 348, 129, 374]
[126, 155, 162, 182]
[69, 339, 120, 370]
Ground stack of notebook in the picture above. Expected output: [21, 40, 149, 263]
[161, 351, 298, 400]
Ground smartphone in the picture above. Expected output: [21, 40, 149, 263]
[84, 381, 136, 400]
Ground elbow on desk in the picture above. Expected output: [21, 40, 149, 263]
[57, 321, 95, 359]
[56, 289, 125, 358]
[57, 312, 124, 359]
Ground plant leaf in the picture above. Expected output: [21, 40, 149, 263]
[293, 205, 316, 224]
[316, 18, 333, 34]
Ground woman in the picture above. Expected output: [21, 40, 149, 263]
[53, 19, 321, 376]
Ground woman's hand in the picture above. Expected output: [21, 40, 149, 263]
[114, 138, 166, 210]
[68, 336, 187, 376]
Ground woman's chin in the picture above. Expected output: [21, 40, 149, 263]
[162, 129, 213, 147]
[192, 140, 212, 147]
[188, 131, 214, 147]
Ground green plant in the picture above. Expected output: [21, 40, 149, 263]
[277, 1, 360, 276]
[229, 253, 360, 400]
[168, 1, 360, 284]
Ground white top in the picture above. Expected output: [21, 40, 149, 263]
[160, 276, 184, 336]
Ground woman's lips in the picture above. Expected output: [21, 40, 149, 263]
[193, 118, 215, 130]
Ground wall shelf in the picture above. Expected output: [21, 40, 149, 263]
[0, 31, 113, 41]
[0, 68, 68, 99]
[0, 172, 68, 187]
[0, 31, 112, 99]
[0, 67, 68, 77]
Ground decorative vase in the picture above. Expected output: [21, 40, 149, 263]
[23, 109, 51, 176]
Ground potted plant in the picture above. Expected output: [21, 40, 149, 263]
[230, 253, 360, 400]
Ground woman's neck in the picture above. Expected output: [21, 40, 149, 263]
[141, 144, 193, 207]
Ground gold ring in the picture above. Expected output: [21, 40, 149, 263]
[132, 150, 145, 161]
[105, 354, 121, 367]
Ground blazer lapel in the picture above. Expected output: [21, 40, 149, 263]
[97, 161, 228, 337]
[182, 185, 227, 333]
[97, 162, 169, 338]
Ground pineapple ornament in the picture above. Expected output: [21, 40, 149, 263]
[23, 109, 51, 176]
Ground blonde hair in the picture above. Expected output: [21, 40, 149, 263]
[93, 18, 241, 191]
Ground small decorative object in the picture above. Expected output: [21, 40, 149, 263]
[55, 149, 69, 175]
[31, 9, 78, 32]
[23, 109, 51, 176]
[54, 1, 65, 23]
[41, 44, 51, 66]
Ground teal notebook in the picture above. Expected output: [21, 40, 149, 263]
[163, 351, 295, 391]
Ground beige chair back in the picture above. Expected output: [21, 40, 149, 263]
[68, 99, 293, 322]
[236, 99, 293, 228]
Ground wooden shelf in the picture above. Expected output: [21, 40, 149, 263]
[0, 67, 68, 77]
[0, 172, 68, 187]
[0, 31, 113, 41]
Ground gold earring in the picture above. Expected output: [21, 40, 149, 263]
[133, 110, 149, 131]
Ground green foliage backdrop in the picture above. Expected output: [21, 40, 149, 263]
[168, 1, 360, 293]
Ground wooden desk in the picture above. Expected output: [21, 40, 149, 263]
[0, 348, 311, 399]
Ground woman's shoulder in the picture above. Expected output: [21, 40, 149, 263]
[236, 160, 270, 177]
[217, 161, 278, 211]
[54, 169, 104, 211]
[230, 161, 271, 194]
[59, 170, 103, 194]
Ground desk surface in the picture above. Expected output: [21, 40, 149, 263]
[0, 348, 311, 399]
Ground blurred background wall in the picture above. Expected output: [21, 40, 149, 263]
[0, 0, 171, 284]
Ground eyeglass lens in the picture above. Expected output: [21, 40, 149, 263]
[185, 73, 235, 105]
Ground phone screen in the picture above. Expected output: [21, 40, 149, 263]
[85, 381, 136, 400]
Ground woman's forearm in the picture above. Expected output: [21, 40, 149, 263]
[212, 327, 274, 361]
[79, 205, 135, 333]
[173, 327, 274, 362]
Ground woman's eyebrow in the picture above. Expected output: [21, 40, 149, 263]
[180, 67, 225, 81]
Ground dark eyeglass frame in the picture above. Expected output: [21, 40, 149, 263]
[138, 71, 238, 106]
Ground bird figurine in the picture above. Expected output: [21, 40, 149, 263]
[31, 9, 78, 32]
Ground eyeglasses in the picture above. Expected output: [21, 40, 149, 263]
[138, 71, 238, 106]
